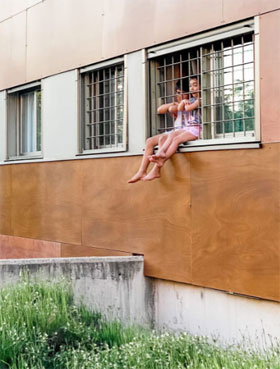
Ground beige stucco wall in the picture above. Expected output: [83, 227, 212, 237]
[1, 0, 280, 90]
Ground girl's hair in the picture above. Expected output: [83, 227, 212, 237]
[190, 75, 200, 84]
[175, 78, 189, 93]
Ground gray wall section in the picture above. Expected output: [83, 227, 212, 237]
[0, 256, 279, 349]
[127, 50, 147, 153]
[42, 71, 79, 160]
[0, 256, 154, 327]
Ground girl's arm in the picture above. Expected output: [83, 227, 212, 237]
[168, 103, 178, 115]
[157, 102, 178, 114]
[178, 99, 188, 112]
[185, 98, 200, 112]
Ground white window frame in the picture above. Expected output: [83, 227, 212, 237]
[7, 82, 42, 160]
[147, 18, 260, 150]
[79, 57, 128, 154]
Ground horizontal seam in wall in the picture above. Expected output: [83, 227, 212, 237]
[0, 1, 44, 24]
[60, 242, 133, 255]
[147, 276, 280, 304]
[0, 234, 79, 247]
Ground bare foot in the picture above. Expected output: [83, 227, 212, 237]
[152, 152, 166, 159]
[148, 155, 165, 167]
[128, 172, 146, 184]
[142, 171, 161, 181]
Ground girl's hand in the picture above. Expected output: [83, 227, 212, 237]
[178, 99, 188, 111]
[185, 98, 199, 112]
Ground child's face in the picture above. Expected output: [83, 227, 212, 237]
[175, 89, 188, 102]
[189, 78, 200, 98]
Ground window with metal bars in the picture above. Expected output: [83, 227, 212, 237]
[81, 62, 126, 153]
[7, 86, 42, 159]
[149, 32, 255, 143]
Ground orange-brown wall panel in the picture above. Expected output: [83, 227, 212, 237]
[0, 235, 130, 259]
[260, 10, 280, 143]
[0, 144, 279, 301]
[81, 154, 193, 282]
[41, 161, 83, 245]
[11, 163, 48, 239]
[11, 161, 83, 245]
[191, 144, 280, 301]
[0, 165, 12, 235]
[0, 234, 61, 259]
[61, 244, 132, 258]
[1, 0, 280, 89]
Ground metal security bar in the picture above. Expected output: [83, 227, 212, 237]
[82, 63, 125, 151]
[149, 32, 255, 141]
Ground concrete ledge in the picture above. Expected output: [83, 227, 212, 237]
[0, 255, 143, 265]
[0, 256, 279, 349]
[0, 256, 154, 327]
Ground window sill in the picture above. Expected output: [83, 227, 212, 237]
[4, 155, 43, 163]
[0, 141, 263, 166]
[178, 141, 261, 152]
[77, 147, 127, 156]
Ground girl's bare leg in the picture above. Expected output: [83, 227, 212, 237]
[128, 134, 167, 183]
[151, 131, 197, 168]
[156, 131, 176, 156]
[150, 130, 186, 165]
[141, 134, 168, 181]
[142, 163, 161, 181]
[149, 131, 176, 162]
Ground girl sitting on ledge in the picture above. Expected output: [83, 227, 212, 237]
[128, 77, 201, 183]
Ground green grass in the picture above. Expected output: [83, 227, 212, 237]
[0, 278, 279, 369]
